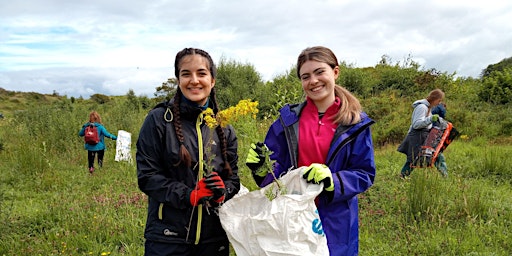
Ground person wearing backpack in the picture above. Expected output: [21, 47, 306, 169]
[431, 102, 448, 177]
[397, 89, 445, 178]
[78, 111, 117, 174]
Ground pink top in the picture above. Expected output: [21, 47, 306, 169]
[298, 97, 340, 167]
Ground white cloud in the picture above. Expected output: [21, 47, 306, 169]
[1, 0, 512, 98]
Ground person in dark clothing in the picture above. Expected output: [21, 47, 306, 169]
[397, 89, 445, 178]
[136, 48, 240, 256]
[431, 102, 446, 120]
[246, 46, 376, 256]
[78, 111, 117, 174]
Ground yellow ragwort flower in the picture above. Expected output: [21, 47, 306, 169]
[202, 100, 259, 128]
[202, 108, 218, 129]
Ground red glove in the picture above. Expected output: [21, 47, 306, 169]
[189, 178, 214, 206]
[204, 172, 226, 203]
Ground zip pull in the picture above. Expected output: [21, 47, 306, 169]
[317, 120, 324, 135]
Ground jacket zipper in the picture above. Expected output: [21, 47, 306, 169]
[326, 120, 375, 165]
[194, 113, 205, 245]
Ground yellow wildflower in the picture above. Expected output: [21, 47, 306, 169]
[202, 100, 259, 128]
[202, 108, 218, 129]
[217, 99, 259, 127]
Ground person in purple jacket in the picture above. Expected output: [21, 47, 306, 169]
[246, 46, 376, 255]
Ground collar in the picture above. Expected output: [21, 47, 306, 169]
[181, 95, 210, 111]
[305, 96, 341, 117]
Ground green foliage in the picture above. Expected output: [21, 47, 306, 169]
[338, 63, 375, 97]
[478, 67, 512, 104]
[258, 68, 303, 119]
[215, 57, 265, 109]
[1, 94, 512, 255]
[370, 55, 420, 94]
[453, 143, 512, 183]
[359, 143, 512, 255]
[154, 78, 177, 102]
[3, 53, 512, 254]
[90, 93, 111, 104]
[124, 89, 140, 111]
[481, 56, 512, 78]
[362, 90, 410, 146]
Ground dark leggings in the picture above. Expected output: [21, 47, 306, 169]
[87, 150, 105, 168]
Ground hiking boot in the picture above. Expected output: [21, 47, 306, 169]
[89, 167, 94, 174]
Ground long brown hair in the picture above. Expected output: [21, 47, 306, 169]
[297, 46, 362, 125]
[426, 89, 445, 112]
[171, 48, 233, 177]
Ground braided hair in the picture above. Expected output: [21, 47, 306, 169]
[171, 48, 233, 177]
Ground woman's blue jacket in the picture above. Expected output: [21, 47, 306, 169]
[78, 122, 117, 151]
[259, 102, 376, 256]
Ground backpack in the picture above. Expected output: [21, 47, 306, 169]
[84, 123, 100, 145]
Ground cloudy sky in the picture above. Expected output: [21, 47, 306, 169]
[1, 0, 511, 98]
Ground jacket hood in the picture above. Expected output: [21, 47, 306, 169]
[412, 99, 429, 108]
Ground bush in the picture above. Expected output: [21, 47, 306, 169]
[478, 68, 512, 104]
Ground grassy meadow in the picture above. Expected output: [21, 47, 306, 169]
[1, 96, 511, 256]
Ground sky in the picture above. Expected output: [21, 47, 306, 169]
[1, 0, 511, 98]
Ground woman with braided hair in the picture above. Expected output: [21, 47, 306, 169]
[136, 47, 240, 256]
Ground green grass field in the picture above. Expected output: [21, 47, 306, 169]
[1, 101, 511, 255]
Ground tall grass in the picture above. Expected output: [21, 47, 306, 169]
[359, 142, 512, 255]
[1, 100, 511, 255]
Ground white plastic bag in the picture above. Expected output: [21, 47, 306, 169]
[219, 167, 329, 256]
[115, 130, 132, 162]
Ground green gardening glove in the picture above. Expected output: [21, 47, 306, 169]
[302, 163, 334, 192]
[246, 142, 267, 177]
[431, 114, 439, 122]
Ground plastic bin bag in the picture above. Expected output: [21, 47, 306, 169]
[219, 167, 329, 256]
[115, 130, 132, 162]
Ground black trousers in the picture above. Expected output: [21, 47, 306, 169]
[144, 239, 230, 256]
[87, 150, 104, 168]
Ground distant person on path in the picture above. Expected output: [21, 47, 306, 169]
[397, 89, 445, 178]
[78, 111, 117, 174]
[246, 46, 376, 256]
[136, 47, 240, 256]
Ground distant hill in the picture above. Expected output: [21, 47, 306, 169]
[0, 87, 64, 116]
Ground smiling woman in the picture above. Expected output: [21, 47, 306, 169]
[177, 54, 215, 106]
[246, 46, 376, 256]
[136, 47, 241, 256]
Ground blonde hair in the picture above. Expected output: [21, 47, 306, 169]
[297, 46, 362, 125]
